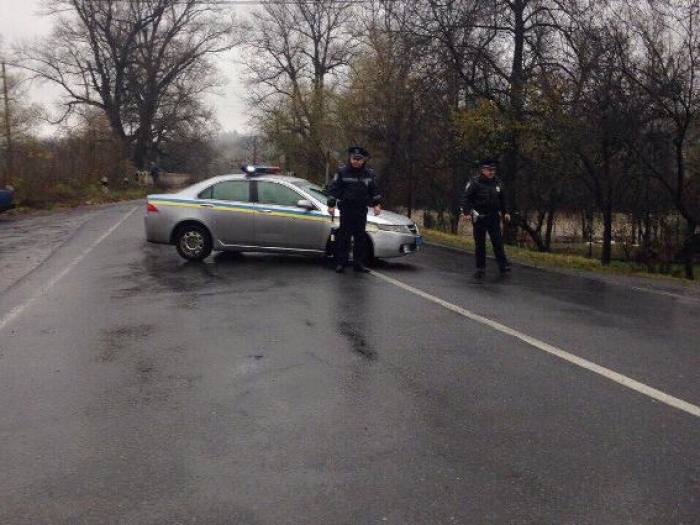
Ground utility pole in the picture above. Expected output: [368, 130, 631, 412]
[1, 61, 13, 186]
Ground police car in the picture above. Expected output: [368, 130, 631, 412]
[144, 165, 421, 262]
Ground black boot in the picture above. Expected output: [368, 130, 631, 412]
[335, 265, 345, 273]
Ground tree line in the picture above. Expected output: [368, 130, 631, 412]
[1, 0, 699, 278]
[241, 0, 700, 278]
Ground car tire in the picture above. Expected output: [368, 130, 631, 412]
[175, 223, 213, 261]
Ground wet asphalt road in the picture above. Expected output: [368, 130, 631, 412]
[0, 203, 699, 525]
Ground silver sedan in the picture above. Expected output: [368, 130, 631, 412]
[144, 171, 421, 262]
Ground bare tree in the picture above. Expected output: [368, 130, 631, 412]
[617, 0, 700, 278]
[19, 0, 236, 169]
[334, 3, 431, 212]
[396, 0, 587, 238]
[542, 10, 645, 264]
[241, 0, 358, 180]
[0, 50, 43, 185]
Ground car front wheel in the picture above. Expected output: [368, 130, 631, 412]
[175, 223, 213, 261]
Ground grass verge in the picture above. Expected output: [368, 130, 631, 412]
[423, 228, 700, 287]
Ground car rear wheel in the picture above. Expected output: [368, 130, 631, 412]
[175, 223, 213, 261]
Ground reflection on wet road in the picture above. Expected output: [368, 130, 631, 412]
[0, 203, 698, 525]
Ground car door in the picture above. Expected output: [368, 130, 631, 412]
[198, 180, 255, 246]
[253, 180, 330, 250]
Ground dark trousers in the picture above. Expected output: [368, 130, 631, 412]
[335, 205, 368, 266]
[473, 213, 509, 270]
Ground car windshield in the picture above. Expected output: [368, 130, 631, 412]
[293, 181, 328, 203]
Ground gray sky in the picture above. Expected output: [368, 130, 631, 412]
[0, 0, 251, 134]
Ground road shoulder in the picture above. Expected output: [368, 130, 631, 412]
[0, 201, 143, 295]
[425, 239, 700, 302]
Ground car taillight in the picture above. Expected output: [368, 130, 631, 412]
[147, 202, 158, 213]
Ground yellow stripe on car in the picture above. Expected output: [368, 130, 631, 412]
[149, 199, 331, 222]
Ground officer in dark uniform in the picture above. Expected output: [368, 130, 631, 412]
[327, 146, 382, 273]
[460, 158, 511, 276]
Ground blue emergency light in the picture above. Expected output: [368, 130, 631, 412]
[241, 164, 282, 176]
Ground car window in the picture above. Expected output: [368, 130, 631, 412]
[209, 181, 250, 202]
[293, 182, 328, 202]
[257, 181, 304, 207]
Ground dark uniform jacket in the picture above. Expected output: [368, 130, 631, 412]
[327, 164, 382, 209]
[460, 175, 506, 216]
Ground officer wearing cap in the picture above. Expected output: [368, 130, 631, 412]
[327, 146, 382, 273]
[460, 158, 511, 276]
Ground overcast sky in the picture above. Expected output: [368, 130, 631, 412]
[0, 0, 252, 135]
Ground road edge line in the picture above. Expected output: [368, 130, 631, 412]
[371, 269, 700, 419]
[0, 206, 139, 334]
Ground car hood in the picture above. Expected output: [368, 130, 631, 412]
[320, 205, 412, 226]
[366, 208, 413, 226]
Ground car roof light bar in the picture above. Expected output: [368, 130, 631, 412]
[240, 164, 282, 176]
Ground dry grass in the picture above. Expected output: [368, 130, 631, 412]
[8, 184, 150, 214]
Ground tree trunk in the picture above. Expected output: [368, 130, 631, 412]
[133, 139, 149, 171]
[601, 205, 613, 265]
[683, 219, 697, 280]
[518, 216, 546, 252]
[133, 105, 155, 170]
[503, 0, 526, 244]
[545, 209, 556, 252]
[1, 62, 13, 184]
[406, 161, 413, 220]
[643, 212, 652, 250]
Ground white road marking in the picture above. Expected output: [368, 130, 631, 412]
[0, 206, 139, 334]
[371, 270, 700, 419]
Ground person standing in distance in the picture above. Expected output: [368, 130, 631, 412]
[460, 158, 512, 276]
[327, 146, 382, 273]
[150, 162, 160, 188]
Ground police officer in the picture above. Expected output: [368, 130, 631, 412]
[327, 146, 382, 273]
[460, 158, 511, 276]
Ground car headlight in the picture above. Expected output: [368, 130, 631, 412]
[366, 223, 410, 233]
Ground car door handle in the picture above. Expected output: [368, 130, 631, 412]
[200, 203, 215, 208]
[258, 209, 273, 214]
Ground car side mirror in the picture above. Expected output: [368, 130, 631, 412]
[297, 199, 315, 210]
